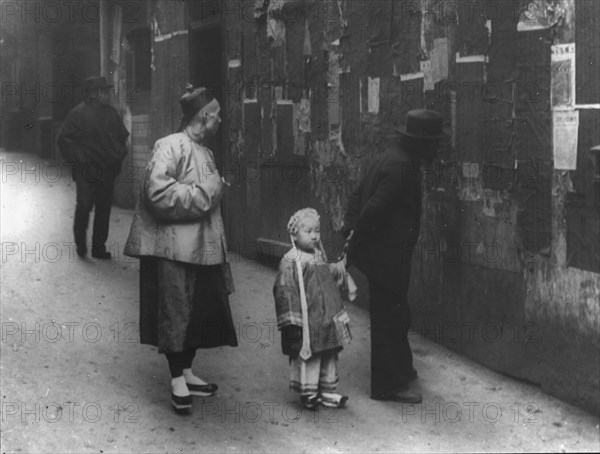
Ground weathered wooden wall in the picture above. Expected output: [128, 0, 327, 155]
[144, 0, 599, 415]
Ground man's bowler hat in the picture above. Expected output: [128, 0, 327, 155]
[83, 76, 114, 90]
[396, 109, 446, 140]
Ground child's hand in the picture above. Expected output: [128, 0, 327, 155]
[282, 325, 303, 358]
[345, 229, 354, 242]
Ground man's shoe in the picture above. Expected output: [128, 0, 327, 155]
[91, 249, 111, 260]
[76, 244, 87, 258]
[371, 387, 423, 404]
[393, 388, 422, 403]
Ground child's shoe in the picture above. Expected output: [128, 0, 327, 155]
[300, 394, 320, 410]
[319, 392, 349, 408]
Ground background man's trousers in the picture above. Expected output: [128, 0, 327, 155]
[368, 278, 415, 397]
[73, 167, 116, 253]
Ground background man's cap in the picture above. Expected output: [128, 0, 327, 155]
[83, 76, 114, 90]
[180, 84, 217, 121]
[395, 109, 446, 140]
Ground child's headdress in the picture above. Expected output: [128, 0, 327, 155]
[287, 208, 320, 236]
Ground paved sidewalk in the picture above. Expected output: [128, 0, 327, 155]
[1, 151, 599, 453]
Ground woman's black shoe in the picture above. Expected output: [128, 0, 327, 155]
[76, 244, 87, 258]
[171, 393, 193, 411]
[186, 383, 218, 397]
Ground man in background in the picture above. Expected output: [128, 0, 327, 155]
[58, 76, 129, 259]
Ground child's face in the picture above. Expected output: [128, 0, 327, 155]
[293, 217, 321, 251]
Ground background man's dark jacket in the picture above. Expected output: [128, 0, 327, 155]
[344, 145, 422, 297]
[58, 102, 129, 172]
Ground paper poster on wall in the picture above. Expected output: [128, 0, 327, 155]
[293, 102, 306, 156]
[267, 18, 286, 46]
[553, 110, 579, 170]
[303, 20, 312, 56]
[551, 43, 576, 109]
[431, 38, 449, 84]
[517, 0, 564, 32]
[368, 77, 380, 114]
[420, 60, 434, 91]
[110, 3, 123, 64]
[400, 72, 424, 81]
[298, 98, 311, 132]
[450, 90, 456, 149]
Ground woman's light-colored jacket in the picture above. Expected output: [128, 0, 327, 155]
[124, 132, 227, 265]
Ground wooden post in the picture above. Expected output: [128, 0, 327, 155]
[99, 0, 110, 78]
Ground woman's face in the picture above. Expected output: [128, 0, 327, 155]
[293, 217, 321, 252]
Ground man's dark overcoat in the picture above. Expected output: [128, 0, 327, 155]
[344, 145, 422, 298]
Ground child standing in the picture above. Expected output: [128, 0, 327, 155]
[273, 208, 351, 410]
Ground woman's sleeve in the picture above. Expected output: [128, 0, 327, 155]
[143, 139, 223, 222]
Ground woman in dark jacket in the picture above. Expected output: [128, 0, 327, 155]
[124, 86, 238, 412]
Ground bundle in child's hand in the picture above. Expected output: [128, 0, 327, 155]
[333, 309, 352, 344]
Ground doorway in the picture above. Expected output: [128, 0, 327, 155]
[189, 24, 224, 172]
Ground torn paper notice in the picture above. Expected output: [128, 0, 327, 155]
[329, 83, 341, 127]
[456, 53, 487, 63]
[420, 60, 434, 91]
[267, 18, 286, 46]
[450, 90, 456, 149]
[462, 162, 480, 178]
[400, 72, 424, 81]
[359, 79, 363, 114]
[329, 129, 346, 157]
[298, 98, 311, 132]
[553, 110, 579, 170]
[431, 38, 449, 84]
[368, 77, 380, 114]
[517, 0, 564, 32]
[294, 132, 306, 155]
[293, 103, 306, 155]
[551, 43, 575, 110]
[110, 3, 122, 64]
[303, 20, 312, 56]
[154, 30, 188, 43]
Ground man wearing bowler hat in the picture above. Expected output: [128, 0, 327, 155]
[58, 76, 129, 259]
[343, 109, 446, 403]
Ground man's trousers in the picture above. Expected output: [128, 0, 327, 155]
[368, 278, 415, 397]
[73, 168, 115, 253]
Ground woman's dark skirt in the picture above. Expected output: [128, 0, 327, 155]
[139, 257, 239, 353]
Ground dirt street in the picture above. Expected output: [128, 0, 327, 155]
[1, 150, 599, 453]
